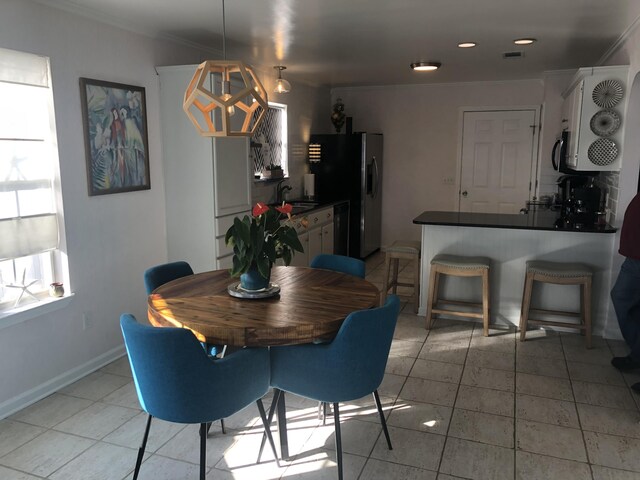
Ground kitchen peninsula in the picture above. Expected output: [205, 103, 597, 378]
[413, 211, 617, 336]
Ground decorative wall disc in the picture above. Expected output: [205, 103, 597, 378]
[592, 79, 624, 108]
[589, 109, 621, 137]
[587, 138, 618, 166]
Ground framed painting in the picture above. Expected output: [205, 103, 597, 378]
[80, 78, 150, 196]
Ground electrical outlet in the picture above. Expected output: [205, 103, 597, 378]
[82, 313, 93, 330]
[443, 177, 455, 185]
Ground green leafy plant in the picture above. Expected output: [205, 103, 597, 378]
[225, 202, 304, 279]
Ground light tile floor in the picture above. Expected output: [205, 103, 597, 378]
[2, 252, 640, 479]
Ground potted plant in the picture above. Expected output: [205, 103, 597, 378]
[262, 162, 284, 179]
[225, 202, 304, 291]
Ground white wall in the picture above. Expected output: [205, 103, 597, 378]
[0, 0, 328, 417]
[332, 80, 545, 245]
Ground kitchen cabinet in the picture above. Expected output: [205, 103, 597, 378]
[158, 65, 251, 272]
[562, 66, 629, 172]
[302, 206, 334, 265]
[283, 206, 335, 267]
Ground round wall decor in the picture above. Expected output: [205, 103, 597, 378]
[587, 138, 618, 166]
[592, 79, 624, 108]
[589, 109, 621, 137]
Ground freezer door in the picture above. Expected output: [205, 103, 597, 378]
[361, 134, 383, 257]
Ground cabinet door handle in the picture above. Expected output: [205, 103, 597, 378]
[462, 190, 468, 197]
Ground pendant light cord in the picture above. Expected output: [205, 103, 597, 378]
[221, 0, 227, 60]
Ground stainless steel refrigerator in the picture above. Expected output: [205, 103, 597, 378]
[309, 132, 383, 258]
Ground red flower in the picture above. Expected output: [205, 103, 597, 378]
[252, 202, 269, 217]
[275, 203, 292, 215]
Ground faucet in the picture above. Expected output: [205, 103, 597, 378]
[275, 180, 292, 204]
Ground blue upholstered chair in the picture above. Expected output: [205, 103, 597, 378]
[310, 253, 367, 423]
[270, 295, 401, 480]
[144, 261, 221, 358]
[120, 314, 279, 480]
[143, 260, 194, 295]
[310, 254, 366, 279]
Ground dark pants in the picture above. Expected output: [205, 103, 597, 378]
[611, 258, 640, 361]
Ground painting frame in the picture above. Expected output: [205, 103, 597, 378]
[80, 77, 151, 196]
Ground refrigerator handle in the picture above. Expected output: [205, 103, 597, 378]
[372, 156, 380, 199]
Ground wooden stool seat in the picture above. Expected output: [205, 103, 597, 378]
[381, 240, 421, 313]
[519, 260, 593, 348]
[426, 254, 491, 336]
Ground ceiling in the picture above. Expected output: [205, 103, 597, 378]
[47, 0, 640, 88]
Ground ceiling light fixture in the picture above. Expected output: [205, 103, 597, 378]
[410, 62, 442, 72]
[182, 0, 268, 137]
[458, 42, 477, 48]
[514, 38, 536, 45]
[273, 66, 291, 94]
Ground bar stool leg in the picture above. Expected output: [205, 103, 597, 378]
[413, 256, 420, 314]
[425, 266, 438, 330]
[381, 254, 392, 306]
[519, 272, 534, 342]
[583, 278, 592, 349]
[391, 258, 399, 294]
[482, 269, 490, 337]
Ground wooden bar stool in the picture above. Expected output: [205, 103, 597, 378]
[381, 240, 421, 313]
[519, 260, 593, 348]
[425, 254, 491, 336]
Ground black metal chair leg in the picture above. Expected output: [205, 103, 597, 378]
[373, 390, 393, 450]
[258, 389, 282, 461]
[199, 423, 207, 480]
[256, 399, 281, 468]
[220, 418, 226, 434]
[132, 414, 153, 480]
[333, 403, 343, 480]
[318, 401, 323, 421]
[322, 402, 328, 426]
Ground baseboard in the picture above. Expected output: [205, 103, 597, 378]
[0, 345, 126, 420]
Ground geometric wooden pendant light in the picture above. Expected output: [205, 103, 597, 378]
[182, 0, 268, 137]
[183, 60, 268, 137]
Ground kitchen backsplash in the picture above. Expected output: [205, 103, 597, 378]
[595, 172, 620, 224]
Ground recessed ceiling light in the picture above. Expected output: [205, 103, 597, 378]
[514, 38, 536, 45]
[458, 42, 477, 48]
[410, 62, 441, 72]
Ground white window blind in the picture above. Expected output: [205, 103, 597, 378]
[0, 48, 58, 261]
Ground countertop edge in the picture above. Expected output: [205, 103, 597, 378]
[413, 211, 617, 234]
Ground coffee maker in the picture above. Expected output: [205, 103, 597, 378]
[557, 175, 601, 228]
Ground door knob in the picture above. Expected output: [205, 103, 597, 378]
[461, 191, 468, 197]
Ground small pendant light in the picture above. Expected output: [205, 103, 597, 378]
[273, 66, 291, 94]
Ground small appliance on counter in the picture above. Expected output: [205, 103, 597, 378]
[555, 175, 602, 229]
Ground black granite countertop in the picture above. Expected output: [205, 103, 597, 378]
[413, 211, 617, 233]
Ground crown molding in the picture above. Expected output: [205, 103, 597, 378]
[597, 13, 640, 66]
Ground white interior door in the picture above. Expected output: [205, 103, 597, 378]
[459, 110, 537, 213]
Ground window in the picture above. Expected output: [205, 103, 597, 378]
[250, 102, 288, 178]
[0, 47, 64, 311]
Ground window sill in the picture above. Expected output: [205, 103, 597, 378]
[0, 294, 74, 331]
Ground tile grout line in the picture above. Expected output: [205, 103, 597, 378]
[560, 333, 595, 480]
[432, 318, 473, 476]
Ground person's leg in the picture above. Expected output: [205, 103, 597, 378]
[611, 258, 640, 370]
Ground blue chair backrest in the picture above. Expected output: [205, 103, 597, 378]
[144, 261, 194, 295]
[270, 296, 400, 403]
[120, 314, 269, 424]
[310, 254, 365, 279]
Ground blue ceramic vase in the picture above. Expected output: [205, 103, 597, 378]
[240, 264, 271, 291]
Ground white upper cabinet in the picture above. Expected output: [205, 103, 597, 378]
[562, 66, 629, 172]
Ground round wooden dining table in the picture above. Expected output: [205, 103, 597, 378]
[147, 266, 380, 347]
